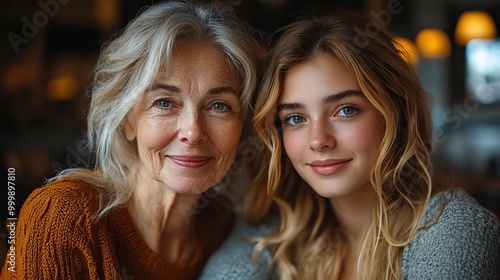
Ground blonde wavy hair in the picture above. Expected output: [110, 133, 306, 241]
[246, 12, 443, 279]
[50, 0, 259, 217]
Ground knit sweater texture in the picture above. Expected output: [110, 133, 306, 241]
[1, 178, 232, 280]
[199, 188, 500, 279]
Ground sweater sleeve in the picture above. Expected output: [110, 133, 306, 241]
[402, 189, 500, 280]
[198, 215, 276, 280]
[0, 180, 109, 280]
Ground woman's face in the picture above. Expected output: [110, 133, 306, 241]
[124, 41, 243, 195]
[278, 54, 385, 199]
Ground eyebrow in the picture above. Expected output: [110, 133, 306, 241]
[148, 83, 237, 95]
[277, 89, 364, 112]
[322, 90, 364, 103]
[149, 83, 180, 93]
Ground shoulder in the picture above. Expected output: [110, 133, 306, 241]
[23, 177, 100, 211]
[29, 177, 100, 201]
[198, 215, 277, 280]
[9, 178, 114, 278]
[422, 188, 500, 237]
[402, 188, 500, 279]
[18, 178, 101, 232]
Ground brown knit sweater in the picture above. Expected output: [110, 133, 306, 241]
[0, 178, 233, 279]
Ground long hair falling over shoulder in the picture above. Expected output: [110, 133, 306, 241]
[49, 0, 259, 218]
[247, 12, 439, 279]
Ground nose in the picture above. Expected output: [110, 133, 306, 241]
[177, 108, 208, 144]
[309, 119, 336, 151]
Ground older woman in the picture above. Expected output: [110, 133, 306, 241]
[0, 1, 258, 279]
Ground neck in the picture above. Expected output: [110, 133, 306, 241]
[328, 184, 376, 280]
[127, 169, 201, 263]
[329, 184, 375, 242]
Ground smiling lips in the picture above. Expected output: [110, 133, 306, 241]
[309, 159, 352, 176]
[169, 155, 212, 168]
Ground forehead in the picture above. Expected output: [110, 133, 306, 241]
[157, 40, 237, 82]
[172, 40, 225, 63]
[281, 54, 360, 101]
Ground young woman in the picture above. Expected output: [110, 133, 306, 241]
[248, 12, 500, 279]
[203, 12, 500, 280]
[0, 1, 259, 279]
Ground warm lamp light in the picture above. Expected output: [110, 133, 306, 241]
[394, 37, 419, 65]
[416, 29, 451, 58]
[47, 75, 79, 101]
[96, 0, 120, 34]
[455, 11, 497, 46]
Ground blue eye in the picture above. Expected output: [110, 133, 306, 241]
[211, 101, 231, 111]
[154, 99, 173, 108]
[338, 106, 358, 117]
[284, 115, 306, 125]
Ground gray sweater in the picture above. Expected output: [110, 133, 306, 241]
[199, 188, 500, 279]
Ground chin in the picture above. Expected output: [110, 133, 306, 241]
[310, 185, 351, 199]
[169, 181, 216, 196]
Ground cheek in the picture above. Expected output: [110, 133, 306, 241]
[209, 118, 243, 156]
[137, 118, 175, 151]
[341, 123, 381, 162]
[282, 130, 307, 162]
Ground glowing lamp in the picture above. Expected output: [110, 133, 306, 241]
[416, 28, 451, 58]
[455, 11, 497, 46]
[47, 75, 79, 101]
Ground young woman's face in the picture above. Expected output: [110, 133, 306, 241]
[278, 54, 385, 199]
[124, 41, 243, 194]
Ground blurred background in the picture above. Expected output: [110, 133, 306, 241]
[1, 0, 499, 257]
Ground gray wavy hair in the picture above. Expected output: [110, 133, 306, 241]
[51, 0, 259, 217]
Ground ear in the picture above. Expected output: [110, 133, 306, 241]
[123, 112, 137, 141]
